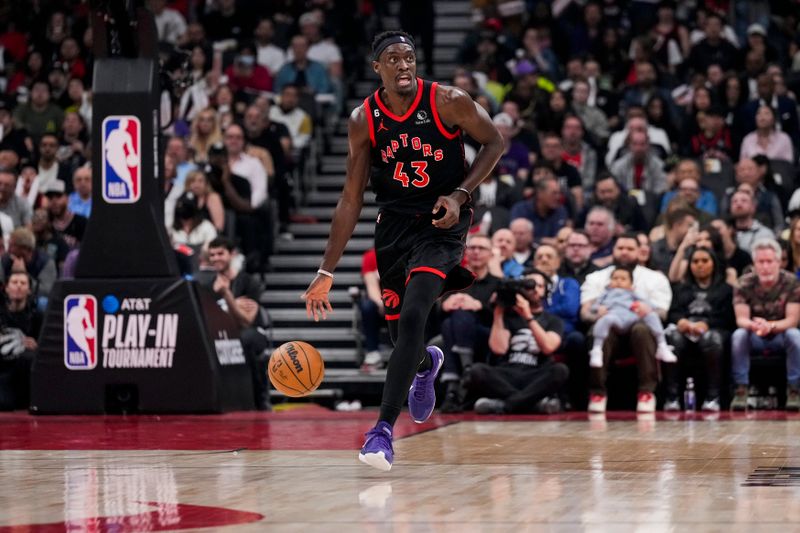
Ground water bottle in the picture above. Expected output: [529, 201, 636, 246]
[684, 377, 696, 412]
[768, 386, 778, 410]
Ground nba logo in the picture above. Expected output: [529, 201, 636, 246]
[102, 115, 141, 203]
[64, 295, 98, 370]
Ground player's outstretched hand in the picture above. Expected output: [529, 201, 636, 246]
[432, 195, 461, 229]
[302, 274, 334, 322]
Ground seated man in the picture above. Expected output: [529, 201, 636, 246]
[510, 174, 569, 246]
[1, 228, 57, 309]
[199, 237, 271, 410]
[509, 217, 536, 270]
[439, 233, 501, 412]
[0, 270, 41, 410]
[559, 229, 598, 284]
[731, 238, 800, 411]
[658, 160, 718, 217]
[649, 207, 697, 275]
[585, 206, 617, 268]
[465, 269, 569, 414]
[729, 188, 775, 253]
[535, 243, 587, 409]
[580, 233, 672, 413]
[488, 228, 524, 279]
[579, 173, 647, 233]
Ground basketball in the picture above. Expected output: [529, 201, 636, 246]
[126, 154, 138, 166]
[268, 341, 325, 397]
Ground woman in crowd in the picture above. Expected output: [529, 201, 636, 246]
[785, 217, 800, 277]
[185, 170, 225, 232]
[740, 105, 794, 162]
[169, 192, 218, 250]
[663, 247, 734, 412]
[636, 232, 655, 269]
[188, 107, 222, 164]
[668, 224, 739, 285]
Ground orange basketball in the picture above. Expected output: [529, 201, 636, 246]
[268, 341, 325, 397]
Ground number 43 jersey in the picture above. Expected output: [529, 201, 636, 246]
[364, 78, 467, 215]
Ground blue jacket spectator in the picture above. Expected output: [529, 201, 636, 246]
[274, 35, 333, 95]
[533, 244, 581, 334]
[510, 176, 569, 246]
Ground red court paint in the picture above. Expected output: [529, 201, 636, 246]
[0, 502, 264, 532]
[0, 408, 449, 450]
[1, 408, 796, 451]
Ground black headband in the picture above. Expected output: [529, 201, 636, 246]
[372, 35, 416, 62]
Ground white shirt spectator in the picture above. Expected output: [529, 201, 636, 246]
[169, 219, 217, 247]
[605, 125, 672, 168]
[580, 264, 672, 312]
[0, 211, 13, 251]
[257, 44, 287, 76]
[689, 26, 740, 48]
[269, 106, 312, 150]
[36, 163, 60, 192]
[734, 219, 775, 253]
[230, 153, 268, 207]
[154, 7, 187, 45]
[288, 40, 342, 69]
[15, 177, 40, 209]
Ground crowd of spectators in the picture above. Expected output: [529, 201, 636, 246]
[357, 0, 800, 413]
[0, 0, 372, 409]
[4, 0, 800, 412]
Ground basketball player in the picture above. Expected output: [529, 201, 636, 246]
[303, 31, 503, 471]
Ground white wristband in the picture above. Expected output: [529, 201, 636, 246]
[317, 268, 334, 279]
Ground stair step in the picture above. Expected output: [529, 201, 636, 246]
[435, 1, 472, 15]
[276, 238, 372, 253]
[313, 175, 346, 189]
[271, 327, 357, 343]
[301, 206, 378, 221]
[288, 222, 374, 236]
[322, 154, 346, 166]
[320, 159, 347, 174]
[270, 255, 362, 270]
[265, 272, 362, 287]
[435, 16, 472, 30]
[436, 32, 468, 47]
[329, 138, 348, 154]
[322, 367, 386, 382]
[260, 289, 353, 305]
[433, 64, 456, 80]
[270, 308, 354, 324]
[307, 191, 376, 205]
[381, 15, 471, 31]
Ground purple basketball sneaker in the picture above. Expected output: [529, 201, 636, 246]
[408, 346, 444, 423]
[358, 421, 394, 471]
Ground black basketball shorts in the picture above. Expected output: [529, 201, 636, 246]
[374, 207, 476, 321]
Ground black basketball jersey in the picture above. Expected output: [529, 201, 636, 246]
[364, 78, 467, 215]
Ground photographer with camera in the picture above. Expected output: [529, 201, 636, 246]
[465, 269, 569, 414]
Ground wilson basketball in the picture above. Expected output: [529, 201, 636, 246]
[268, 341, 325, 397]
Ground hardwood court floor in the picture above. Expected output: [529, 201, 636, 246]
[2, 407, 800, 532]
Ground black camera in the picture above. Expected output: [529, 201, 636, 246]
[495, 278, 537, 307]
